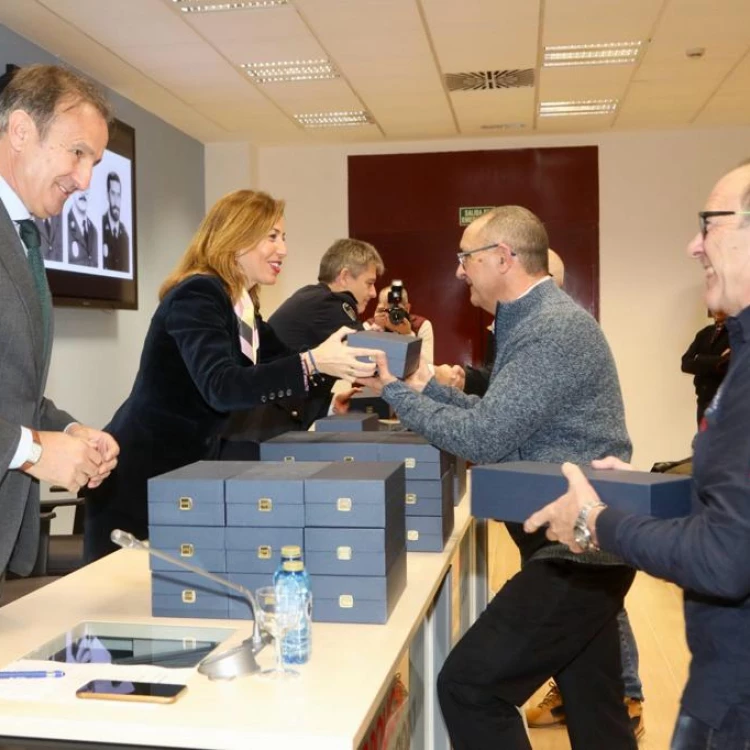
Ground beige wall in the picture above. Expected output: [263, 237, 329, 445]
[205, 125, 750, 469]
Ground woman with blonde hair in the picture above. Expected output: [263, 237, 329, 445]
[84, 190, 377, 561]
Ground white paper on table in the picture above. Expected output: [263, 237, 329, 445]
[0, 658, 195, 703]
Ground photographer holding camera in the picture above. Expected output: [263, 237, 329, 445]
[370, 281, 434, 363]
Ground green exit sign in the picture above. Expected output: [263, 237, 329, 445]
[459, 206, 494, 226]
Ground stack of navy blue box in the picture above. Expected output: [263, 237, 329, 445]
[147, 459, 408, 625]
[261, 431, 455, 552]
[303, 462, 407, 624]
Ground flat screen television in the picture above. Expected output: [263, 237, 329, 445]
[45, 117, 138, 310]
[1, 64, 138, 310]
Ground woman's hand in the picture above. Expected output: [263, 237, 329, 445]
[309, 327, 382, 383]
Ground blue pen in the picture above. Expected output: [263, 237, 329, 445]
[0, 670, 65, 679]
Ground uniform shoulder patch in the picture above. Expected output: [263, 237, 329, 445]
[342, 302, 357, 321]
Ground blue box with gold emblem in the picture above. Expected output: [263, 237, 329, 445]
[304, 462, 405, 529]
[304, 525, 404, 577]
[471, 461, 693, 523]
[348, 387, 392, 418]
[148, 526, 226, 573]
[346, 330, 422, 380]
[225, 462, 329, 527]
[406, 513, 454, 553]
[225, 526, 304, 574]
[148, 461, 251, 527]
[404, 471, 454, 517]
[151, 570, 230, 620]
[310, 551, 406, 624]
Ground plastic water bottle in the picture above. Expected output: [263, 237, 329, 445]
[273, 558, 312, 664]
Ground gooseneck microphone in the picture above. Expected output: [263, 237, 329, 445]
[110, 529, 269, 679]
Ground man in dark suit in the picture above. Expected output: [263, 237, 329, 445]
[101, 171, 129, 272]
[67, 189, 98, 267]
[34, 214, 62, 261]
[0, 64, 119, 586]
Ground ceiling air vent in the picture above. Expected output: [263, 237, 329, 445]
[445, 69, 535, 92]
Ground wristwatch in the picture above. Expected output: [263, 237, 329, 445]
[573, 501, 606, 551]
[20, 429, 43, 473]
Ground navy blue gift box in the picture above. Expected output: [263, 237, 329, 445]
[471, 461, 692, 523]
[346, 330, 422, 380]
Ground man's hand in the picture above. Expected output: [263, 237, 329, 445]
[433, 364, 465, 390]
[384, 317, 413, 336]
[66, 424, 120, 487]
[26, 431, 104, 494]
[332, 387, 362, 415]
[523, 462, 606, 553]
[404, 359, 433, 393]
[358, 352, 397, 394]
[591, 456, 634, 471]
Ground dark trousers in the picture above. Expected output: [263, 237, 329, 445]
[437, 559, 637, 750]
[84, 501, 148, 563]
[671, 710, 750, 750]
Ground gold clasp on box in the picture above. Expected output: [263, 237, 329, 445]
[181, 590, 196, 604]
[343, 456, 355, 463]
[178, 496, 193, 511]
[405, 493, 417, 505]
[257, 545, 272, 560]
[339, 595, 354, 609]
[337, 497, 352, 512]
[283, 456, 295, 462]
[404, 458, 416, 469]
[258, 497, 273, 512]
[336, 546, 352, 560]
[407, 530, 419, 541]
[180, 543, 194, 558]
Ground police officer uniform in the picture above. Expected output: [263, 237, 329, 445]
[219, 283, 364, 459]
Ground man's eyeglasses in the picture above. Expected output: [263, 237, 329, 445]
[457, 242, 517, 267]
[699, 210, 750, 239]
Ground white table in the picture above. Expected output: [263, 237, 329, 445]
[0, 496, 483, 750]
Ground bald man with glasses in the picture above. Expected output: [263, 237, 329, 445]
[363, 205, 638, 749]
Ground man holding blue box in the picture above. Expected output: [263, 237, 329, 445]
[526, 160, 750, 750]
[364, 205, 638, 748]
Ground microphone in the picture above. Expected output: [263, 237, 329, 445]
[110, 529, 269, 679]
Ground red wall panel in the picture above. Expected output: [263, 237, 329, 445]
[348, 146, 599, 368]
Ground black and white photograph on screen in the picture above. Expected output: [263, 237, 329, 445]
[50, 147, 133, 279]
[66, 189, 99, 268]
[101, 169, 130, 273]
[34, 214, 62, 262]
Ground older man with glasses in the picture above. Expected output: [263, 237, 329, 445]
[526, 162, 750, 750]
[363, 205, 638, 749]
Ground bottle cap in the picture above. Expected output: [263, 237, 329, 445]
[280, 545, 302, 559]
[282, 561, 304, 572]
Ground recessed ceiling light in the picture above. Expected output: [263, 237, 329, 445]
[543, 41, 643, 67]
[172, 0, 287, 13]
[242, 59, 338, 84]
[480, 123, 527, 130]
[294, 111, 373, 128]
[539, 99, 618, 117]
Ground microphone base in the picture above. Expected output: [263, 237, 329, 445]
[197, 631, 272, 681]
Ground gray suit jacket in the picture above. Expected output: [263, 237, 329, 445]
[0, 200, 74, 575]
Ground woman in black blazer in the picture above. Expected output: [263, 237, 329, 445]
[84, 190, 377, 561]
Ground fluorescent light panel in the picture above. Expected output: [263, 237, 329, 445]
[242, 59, 338, 84]
[172, 0, 287, 12]
[544, 41, 642, 67]
[539, 99, 618, 117]
[294, 111, 373, 128]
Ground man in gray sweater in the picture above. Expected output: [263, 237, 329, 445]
[364, 206, 637, 749]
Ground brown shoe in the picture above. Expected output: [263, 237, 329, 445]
[526, 682, 565, 728]
[626, 698, 645, 740]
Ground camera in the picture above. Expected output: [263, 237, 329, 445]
[387, 281, 410, 326]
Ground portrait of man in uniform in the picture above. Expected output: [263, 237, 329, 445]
[67, 189, 99, 267]
[101, 171, 129, 272]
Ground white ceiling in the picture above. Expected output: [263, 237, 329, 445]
[0, 0, 748, 145]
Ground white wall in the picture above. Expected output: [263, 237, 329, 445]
[205, 126, 750, 469]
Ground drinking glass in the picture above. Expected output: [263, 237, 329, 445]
[254, 586, 302, 679]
